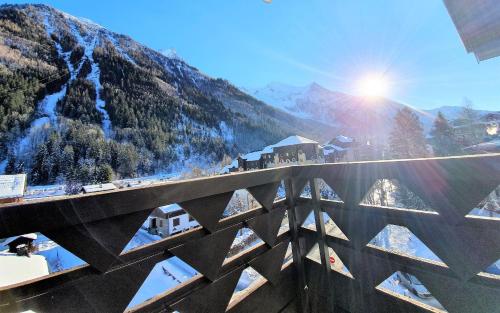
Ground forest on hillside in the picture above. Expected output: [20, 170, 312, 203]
[0, 5, 295, 188]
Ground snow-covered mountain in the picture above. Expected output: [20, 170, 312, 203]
[246, 82, 495, 138]
[246, 82, 430, 138]
[0, 4, 335, 184]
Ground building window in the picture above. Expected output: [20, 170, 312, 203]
[173, 218, 180, 227]
[158, 219, 163, 227]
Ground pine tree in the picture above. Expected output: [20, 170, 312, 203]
[455, 98, 482, 146]
[389, 107, 428, 159]
[430, 112, 462, 156]
[96, 164, 113, 183]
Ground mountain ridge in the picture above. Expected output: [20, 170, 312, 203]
[246, 82, 496, 137]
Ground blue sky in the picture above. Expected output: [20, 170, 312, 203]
[6, 0, 500, 110]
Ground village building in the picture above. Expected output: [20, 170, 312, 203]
[0, 174, 27, 204]
[453, 112, 500, 146]
[229, 135, 324, 172]
[323, 135, 385, 162]
[0, 233, 49, 287]
[147, 204, 198, 237]
[323, 135, 355, 162]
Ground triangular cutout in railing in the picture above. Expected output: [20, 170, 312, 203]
[376, 271, 448, 312]
[301, 211, 348, 240]
[223, 189, 261, 218]
[327, 246, 353, 278]
[299, 181, 312, 199]
[361, 179, 435, 212]
[301, 211, 316, 230]
[482, 259, 500, 276]
[278, 211, 290, 235]
[368, 224, 445, 264]
[305, 243, 353, 278]
[123, 203, 198, 253]
[228, 266, 265, 307]
[283, 242, 293, 265]
[323, 212, 348, 240]
[305, 243, 322, 265]
[225, 228, 263, 260]
[275, 180, 286, 201]
[466, 185, 500, 219]
[318, 178, 343, 201]
[126, 256, 199, 310]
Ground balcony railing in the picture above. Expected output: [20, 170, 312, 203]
[0, 154, 499, 313]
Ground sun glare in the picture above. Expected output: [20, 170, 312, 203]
[357, 74, 390, 98]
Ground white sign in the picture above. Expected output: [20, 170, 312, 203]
[0, 174, 27, 199]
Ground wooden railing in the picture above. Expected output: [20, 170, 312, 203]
[0, 154, 499, 313]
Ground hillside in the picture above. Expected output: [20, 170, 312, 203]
[0, 4, 335, 185]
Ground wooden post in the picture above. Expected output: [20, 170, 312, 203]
[310, 178, 335, 313]
[285, 178, 310, 313]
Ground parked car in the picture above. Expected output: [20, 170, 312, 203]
[397, 272, 432, 299]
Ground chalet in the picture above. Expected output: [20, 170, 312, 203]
[147, 204, 198, 237]
[323, 135, 355, 162]
[233, 135, 323, 171]
[0, 174, 27, 204]
[324, 135, 386, 162]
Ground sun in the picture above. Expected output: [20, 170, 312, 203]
[357, 73, 390, 98]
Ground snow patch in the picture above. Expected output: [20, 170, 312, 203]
[69, 20, 112, 137]
[107, 34, 137, 65]
[219, 121, 234, 142]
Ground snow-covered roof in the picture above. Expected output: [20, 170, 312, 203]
[221, 159, 239, 173]
[242, 150, 265, 162]
[81, 183, 117, 193]
[240, 135, 318, 161]
[335, 135, 353, 143]
[0, 174, 27, 200]
[323, 144, 346, 155]
[272, 135, 318, 147]
[4, 233, 38, 247]
[0, 252, 49, 287]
